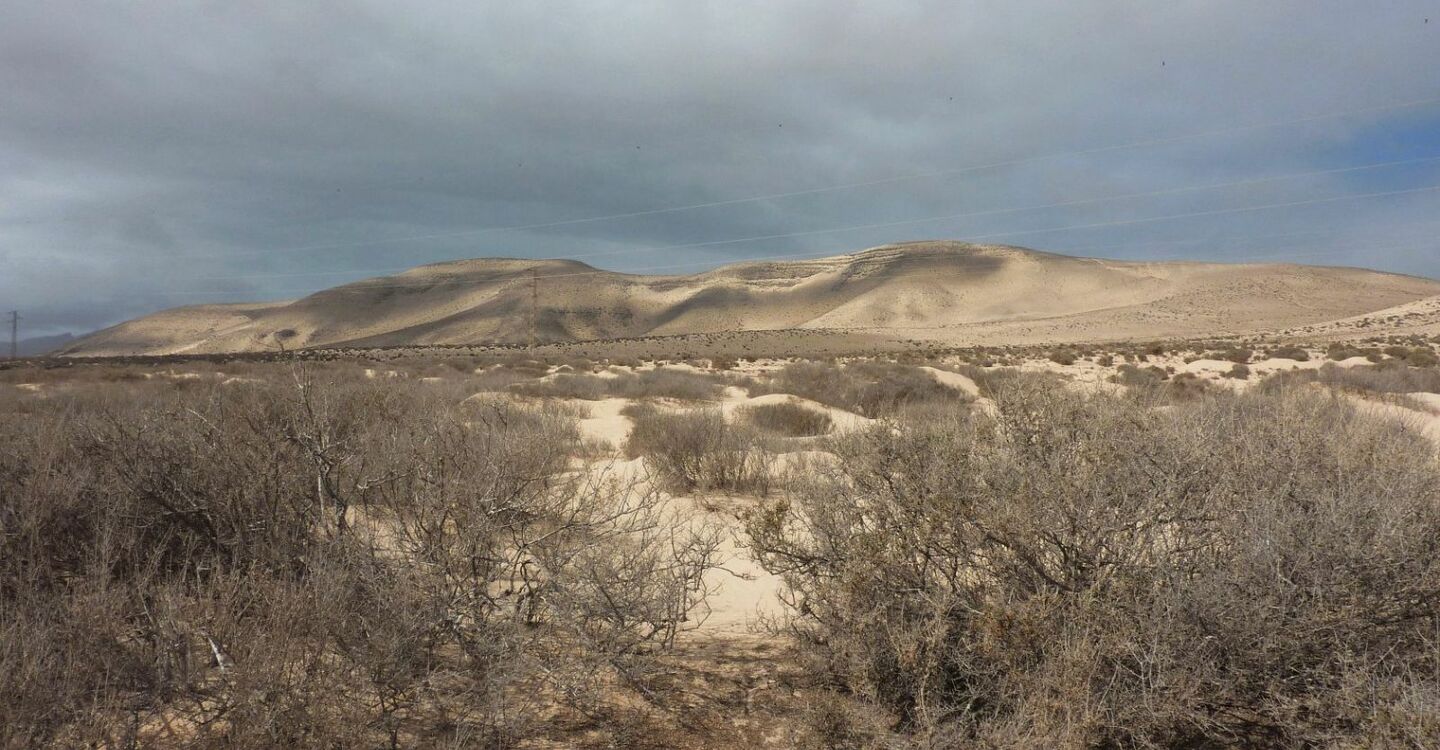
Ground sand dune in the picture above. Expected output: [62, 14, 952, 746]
[60, 242, 1440, 356]
[1281, 293, 1440, 340]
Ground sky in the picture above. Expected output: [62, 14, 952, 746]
[2, 1, 1439, 337]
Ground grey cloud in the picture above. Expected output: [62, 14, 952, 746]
[2, 1, 1438, 335]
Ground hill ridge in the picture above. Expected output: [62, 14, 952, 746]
[60, 241, 1440, 356]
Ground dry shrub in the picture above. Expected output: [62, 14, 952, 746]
[1112, 364, 1210, 401]
[467, 364, 544, 392]
[1265, 361, 1440, 395]
[513, 367, 730, 401]
[624, 405, 772, 495]
[512, 371, 614, 400]
[1409, 348, 1440, 367]
[752, 361, 969, 417]
[946, 364, 1062, 398]
[1327, 344, 1374, 361]
[1209, 347, 1253, 364]
[746, 379, 1440, 747]
[0, 367, 721, 748]
[741, 401, 833, 437]
[1047, 349, 1078, 366]
[1268, 345, 1311, 362]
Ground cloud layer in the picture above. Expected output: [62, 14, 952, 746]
[3, 1, 1439, 334]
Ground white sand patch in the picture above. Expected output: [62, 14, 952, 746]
[575, 455, 787, 635]
[574, 398, 636, 449]
[1180, 359, 1240, 375]
[1405, 393, 1440, 414]
[698, 528, 785, 635]
[1345, 395, 1440, 445]
[769, 449, 843, 474]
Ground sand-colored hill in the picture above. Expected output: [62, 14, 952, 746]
[59, 242, 1440, 356]
[1281, 293, 1440, 340]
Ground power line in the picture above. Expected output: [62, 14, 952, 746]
[81, 93, 1440, 263]
[177, 152, 1440, 285]
[151, 228, 1440, 305]
[150, 180, 1440, 298]
[7, 311, 17, 360]
[1057, 217, 1440, 257]
[528, 269, 538, 351]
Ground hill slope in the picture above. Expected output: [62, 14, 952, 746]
[60, 242, 1440, 356]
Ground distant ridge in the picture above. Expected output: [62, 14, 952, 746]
[60, 241, 1440, 356]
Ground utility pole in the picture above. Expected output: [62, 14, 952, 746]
[528, 270, 538, 351]
[7, 311, 17, 360]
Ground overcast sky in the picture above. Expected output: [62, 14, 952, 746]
[3, 1, 1439, 336]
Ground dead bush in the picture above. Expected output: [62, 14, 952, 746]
[747, 381, 1440, 746]
[752, 361, 969, 417]
[1268, 345, 1310, 361]
[1209, 347, 1253, 364]
[1047, 349, 1078, 365]
[0, 367, 720, 748]
[513, 367, 730, 401]
[624, 405, 772, 495]
[947, 364, 1063, 398]
[740, 401, 833, 437]
[1265, 361, 1440, 396]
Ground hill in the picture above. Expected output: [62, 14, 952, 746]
[59, 242, 1440, 356]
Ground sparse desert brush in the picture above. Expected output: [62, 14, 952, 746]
[740, 401, 833, 437]
[751, 360, 969, 417]
[1264, 361, 1440, 396]
[947, 363, 1062, 398]
[512, 371, 613, 400]
[1409, 347, 1440, 367]
[1112, 363, 1213, 400]
[1268, 345, 1310, 361]
[1047, 348, 1078, 365]
[1112, 362, 1169, 385]
[499, 354, 553, 375]
[1210, 347, 1253, 364]
[624, 405, 771, 495]
[746, 382, 1440, 747]
[1226, 362, 1251, 380]
[512, 367, 730, 401]
[622, 367, 733, 400]
[0, 368, 721, 748]
[1327, 343, 1370, 361]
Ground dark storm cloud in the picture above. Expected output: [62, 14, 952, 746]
[3, 1, 1439, 334]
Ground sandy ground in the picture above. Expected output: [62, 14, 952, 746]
[559, 385, 873, 638]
